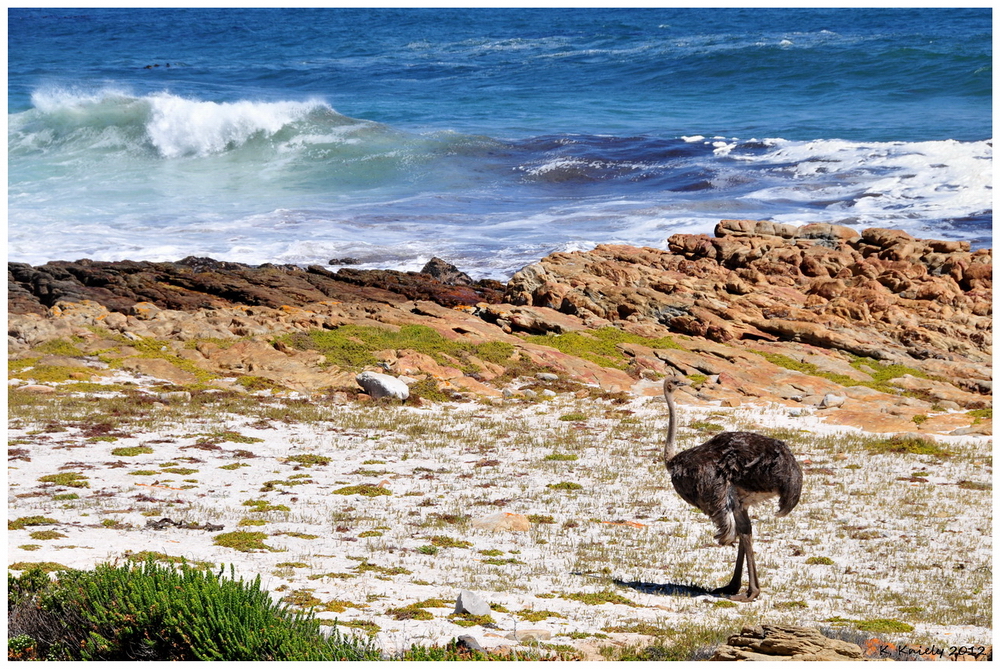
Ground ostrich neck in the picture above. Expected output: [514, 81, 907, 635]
[663, 389, 678, 465]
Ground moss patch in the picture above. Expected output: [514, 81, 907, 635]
[213, 531, 275, 552]
[333, 484, 392, 497]
[525, 327, 684, 370]
[279, 324, 514, 373]
[111, 446, 154, 457]
[868, 435, 949, 457]
[9, 516, 59, 530]
[560, 590, 637, 607]
[38, 472, 90, 488]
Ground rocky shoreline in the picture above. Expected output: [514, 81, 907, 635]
[9, 220, 992, 436]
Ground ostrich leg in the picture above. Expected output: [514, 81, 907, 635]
[729, 533, 761, 602]
[712, 540, 745, 597]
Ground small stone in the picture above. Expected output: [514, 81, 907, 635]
[820, 393, 846, 409]
[471, 512, 531, 532]
[157, 391, 192, 403]
[455, 635, 485, 653]
[540, 389, 557, 398]
[511, 629, 553, 642]
[454, 590, 491, 617]
[536, 372, 559, 382]
[355, 371, 409, 400]
[17, 384, 57, 394]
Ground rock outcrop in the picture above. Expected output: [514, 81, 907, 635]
[505, 220, 991, 369]
[7, 221, 991, 436]
[710, 624, 864, 661]
[8, 256, 504, 316]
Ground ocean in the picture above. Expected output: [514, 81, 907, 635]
[7, 8, 992, 279]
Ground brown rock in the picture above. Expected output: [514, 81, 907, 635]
[119, 358, 197, 385]
[711, 624, 863, 661]
[471, 512, 531, 532]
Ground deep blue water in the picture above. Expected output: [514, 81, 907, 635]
[8, 8, 992, 277]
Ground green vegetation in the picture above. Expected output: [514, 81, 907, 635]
[9, 516, 59, 531]
[285, 454, 331, 467]
[968, 408, 992, 424]
[752, 350, 935, 395]
[824, 616, 915, 634]
[123, 551, 213, 570]
[429, 535, 473, 549]
[38, 472, 90, 488]
[118, 337, 218, 384]
[806, 556, 835, 565]
[560, 590, 637, 607]
[332, 484, 392, 497]
[29, 530, 67, 541]
[867, 435, 949, 457]
[8, 561, 70, 573]
[6, 561, 381, 660]
[352, 561, 411, 577]
[161, 467, 198, 475]
[213, 531, 275, 552]
[547, 481, 584, 491]
[544, 453, 578, 461]
[110, 446, 154, 457]
[236, 375, 289, 392]
[193, 430, 264, 444]
[517, 609, 564, 623]
[242, 499, 290, 513]
[559, 412, 588, 422]
[32, 338, 86, 358]
[689, 421, 724, 432]
[278, 324, 514, 373]
[687, 373, 708, 387]
[449, 612, 495, 627]
[525, 327, 683, 370]
[238, 518, 268, 527]
[10, 362, 94, 384]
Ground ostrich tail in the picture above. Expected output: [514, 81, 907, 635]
[710, 488, 748, 546]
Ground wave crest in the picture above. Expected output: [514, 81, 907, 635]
[15, 87, 358, 158]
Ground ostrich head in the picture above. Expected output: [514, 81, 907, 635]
[662, 375, 690, 396]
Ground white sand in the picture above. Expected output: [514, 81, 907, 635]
[8, 374, 993, 657]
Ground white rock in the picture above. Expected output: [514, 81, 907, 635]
[820, 393, 846, 409]
[454, 589, 491, 617]
[536, 372, 559, 382]
[356, 371, 409, 400]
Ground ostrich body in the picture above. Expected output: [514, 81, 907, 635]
[662, 377, 802, 602]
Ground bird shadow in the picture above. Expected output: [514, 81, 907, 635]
[611, 577, 720, 599]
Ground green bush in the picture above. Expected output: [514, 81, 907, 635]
[7, 561, 381, 661]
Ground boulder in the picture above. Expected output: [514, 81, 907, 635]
[454, 590, 491, 617]
[356, 371, 410, 400]
[711, 624, 863, 661]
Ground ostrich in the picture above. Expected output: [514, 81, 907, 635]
[661, 377, 802, 602]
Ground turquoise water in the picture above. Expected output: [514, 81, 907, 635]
[8, 8, 992, 277]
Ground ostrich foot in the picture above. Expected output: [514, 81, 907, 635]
[710, 584, 741, 596]
[727, 592, 759, 603]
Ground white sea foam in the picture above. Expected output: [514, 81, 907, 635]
[734, 137, 993, 226]
[145, 94, 328, 158]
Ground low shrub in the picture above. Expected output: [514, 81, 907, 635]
[7, 561, 381, 660]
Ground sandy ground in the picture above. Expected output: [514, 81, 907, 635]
[7, 372, 993, 658]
